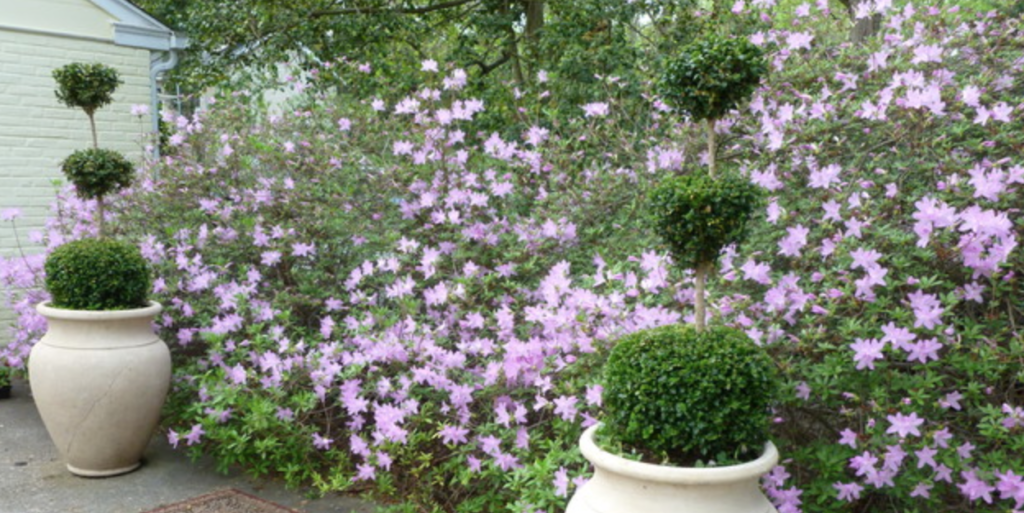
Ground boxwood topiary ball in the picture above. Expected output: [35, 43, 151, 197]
[53, 62, 122, 115]
[45, 238, 151, 311]
[603, 324, 777, 465]
[61, 148, 135, 200]
[648, 171, 762, 270]
[660, 34, 767, 122]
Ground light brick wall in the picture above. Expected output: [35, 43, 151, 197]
[0, 28, 153, 338]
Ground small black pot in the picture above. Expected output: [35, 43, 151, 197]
[0, 385, 10, 400]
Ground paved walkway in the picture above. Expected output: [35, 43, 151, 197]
[0, 379, 375, 513]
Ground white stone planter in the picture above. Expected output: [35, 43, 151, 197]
[567, 424, 779, 513]
[30, 301, 171, 477]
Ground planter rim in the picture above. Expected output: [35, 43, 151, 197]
[37, 300, 162, 321]
[580, 423, 779, 485]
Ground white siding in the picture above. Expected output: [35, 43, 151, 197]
[0, 0, 116, 41]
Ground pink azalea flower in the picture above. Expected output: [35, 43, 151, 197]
[553, 467, 570, 497]
[959, 470, 995, 503]
[886, 412, 924, 438]
[778, 225, 809, 257]
[838, 428, 858, 449]
[834, 482, 862, 502]
[581, 102, 609, 118]
[850, 338, 886, 370]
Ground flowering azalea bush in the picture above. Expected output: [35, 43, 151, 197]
[3, 1, 1024, 512]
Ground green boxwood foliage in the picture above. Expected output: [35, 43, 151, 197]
[61, 148, 135, 200]
[648, 171, 761, 269]
[45, 238, 151, 311]
[602, 324, 777, 465]
[660, 34, 767, 122]
[52, 62, 122, 115]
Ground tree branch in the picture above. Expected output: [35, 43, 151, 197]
[472, 54, 512, 75]
[313, 0, 475, 16]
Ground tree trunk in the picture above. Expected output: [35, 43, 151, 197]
[839, 0, 881, 44]
[694, 262, 711, 333]
[706, 118, 717, 178]
[96, 196, 106, 238]
[525, 0, 544, 43]
[87, 111, 98, 149]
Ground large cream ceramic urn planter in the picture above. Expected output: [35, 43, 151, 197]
[30, 301, 171, 477]
[566, 424, 779, 513]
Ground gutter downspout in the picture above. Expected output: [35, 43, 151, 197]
[149, 34, 181, 158]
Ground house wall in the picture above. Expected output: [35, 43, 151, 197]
[0, 0, 115, 41]
[0, 27, 153, 338]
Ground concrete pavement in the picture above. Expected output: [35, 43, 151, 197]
[0, 379, 375, 513]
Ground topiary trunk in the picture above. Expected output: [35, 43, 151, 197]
[706, 119, 717, 178]
[694, 261, 712, 332]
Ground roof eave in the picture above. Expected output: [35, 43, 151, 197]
[113, 22, 188, 51]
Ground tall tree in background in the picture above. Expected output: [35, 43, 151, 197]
[136, 0, 704, 98]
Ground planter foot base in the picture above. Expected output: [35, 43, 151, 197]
[68, 461, 141, 478]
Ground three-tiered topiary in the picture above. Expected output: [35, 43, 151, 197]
[568, 31, 777, 513]
[29, 63, 171, 478]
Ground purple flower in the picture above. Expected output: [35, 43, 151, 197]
[808, 164, 841, 189]
[493, 452, 520, 471]
[959, 469, 995, 503]
[581, 102, 609, 118]
[778, 225, 809, 257]
[353, 463, 376, 481]
[225, 364, 246, 385]
[553, 467, 570, 497]
[880, 322, 916, 351]
[292, 242, 315, 257]
[910, 482, 932, 498]
[995, 470, 1024, 509]
[905, 338, 943, 364]
[886, 412, 924, 438]
[907, 290, 944, 330]
[850, 338, 885, 370]
[167, 429, 181, 448]
[552, 395, 579, 422]
[849, 247, 881, 270]
[0, 208, 22, 221]
[915, 446, 937, 469]
[183, 424, 205, 446]
[478, 435, 501, 456]
[849, 451, 878, 477]
[439, 425, 469, 445]
[312, 433, 333, 450]
[833, 482, 863, 502]
[741, 258, 773, 285]
[838, 428, 858, 449]
[261, 251, 282, 266]
[957, 442, 975, 460]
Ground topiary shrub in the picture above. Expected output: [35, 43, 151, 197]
[53, 62, 122, 117]
[659, 34, 766, 124]
[61, 148, 135, 201]
[602, 324, 777, 465]
[44, 238, 151, 311]
[649, 170, 761, 329]
[53, 62, 123, 150]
